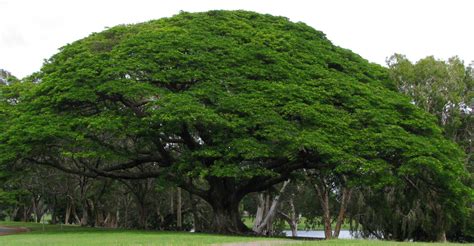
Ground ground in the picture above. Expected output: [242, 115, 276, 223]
[0, 222, 470, 245]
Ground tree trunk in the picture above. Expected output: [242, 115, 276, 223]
[278, 197, 299, 237]
[32, 197, 39, 223]
[322, 191, 332, 240]
[205, 179, 249, 234]
[72, 206, 81, 225]
[80, 204, 88, 226]
[312, 179, 332, 239]
[209, 198, 248, 234]
[138, 201, 148, 229]
[189, 193, 199, 232]
[254, 180, 290, 235]
[10, 206, 19, 221]
[333, 188, 352, 238]
[252, 194, 265, 231]
[177, 187, 182, 230]
[65, 201, 71, 225]
[169, 187, 174, 215]
[288, 197, 299, 237]
[51, 196, 58, 224]
[437, 231, 447, 242]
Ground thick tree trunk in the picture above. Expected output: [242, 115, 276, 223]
[209, 199, 248, 234]
[205, 179, 249, 234]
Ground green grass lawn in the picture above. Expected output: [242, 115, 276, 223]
[0, 221, 470, 246]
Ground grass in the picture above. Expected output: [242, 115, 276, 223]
[0, 221, 470, 245]
[0, 222, 278, 246]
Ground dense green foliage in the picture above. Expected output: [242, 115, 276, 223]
[0, 10, 471, 236]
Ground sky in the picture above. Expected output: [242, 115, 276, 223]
[1, 0, 473, 78]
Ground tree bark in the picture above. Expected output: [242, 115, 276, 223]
[209, 199, 248, 234]
[169, 187, 174, 215]
[252, 194, 265, 231]
[65, 200, 71, 225]
[437, 231, 447, 242]
[312, 179, 332, 239]
[254, 180, 290, 235]
[138, 201, 148, 229]
[177, 187, 182, 230]
[204, 178, 250, 234]
[333, 187, 352, 238]
[278, 197, 299, 237]
[80, 204, 88, 226]
[188, 193, 199, 231]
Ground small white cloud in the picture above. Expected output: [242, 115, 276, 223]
[1, 28, 27, 47]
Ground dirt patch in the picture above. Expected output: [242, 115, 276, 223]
[212, 240, 301, 246]
[0, 226, 30, 236]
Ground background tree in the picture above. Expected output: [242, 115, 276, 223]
[387, 55, 473, 166]
[386, 55, 473, 241]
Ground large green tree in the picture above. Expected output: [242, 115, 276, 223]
[0, 11, 470, 234]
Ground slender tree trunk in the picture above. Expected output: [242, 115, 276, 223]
[253, 194, 265, 231]
[80, 203, 88, 226]
[254, 180, 290, 235]
[177, 187, 182, 230]
[72, 206, 81, 225]
[138, 201, 148, 229]
[322, 191, 332, 239]
[115, 210, 120, 228]
[10, 206, 19, 221]
[51, 196, 58, 224]
[288, 198, 299, 237]
[65, 201, 71, 225]
[32, 197, 39, 223]
[333, 188, 352, 238]
[278, 197, 299, 237]
[169, 187, 174, 215]
[189, 193, 199, 231]
[312, 179, 332, 239]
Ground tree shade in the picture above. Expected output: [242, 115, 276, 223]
[0, 10, 470, 234]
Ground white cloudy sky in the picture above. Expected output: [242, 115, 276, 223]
[1, 0, 473, 78]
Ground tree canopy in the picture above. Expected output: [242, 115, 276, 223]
[0, 10, 470, 234]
